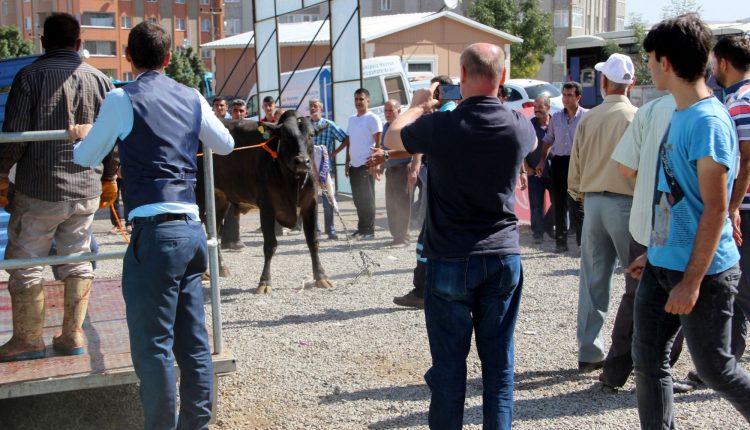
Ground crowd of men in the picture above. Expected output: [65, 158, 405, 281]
[3, 10, 750, 430]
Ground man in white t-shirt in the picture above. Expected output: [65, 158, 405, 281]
[346, 88, 382, 239]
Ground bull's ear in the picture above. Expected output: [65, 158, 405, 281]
[313, 123, 329, 136]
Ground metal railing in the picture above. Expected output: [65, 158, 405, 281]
[0, 129, 224, 354]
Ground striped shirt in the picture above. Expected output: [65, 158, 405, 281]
[724, 79, 750, 210]
[311, 117, 347, 154]
[1, 49, 118, 202]
[542, 105, 587, 156]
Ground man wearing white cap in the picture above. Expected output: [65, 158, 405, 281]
[568, 52, 638, 373]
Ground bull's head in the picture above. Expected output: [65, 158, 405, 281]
[262, 110, 313, 177]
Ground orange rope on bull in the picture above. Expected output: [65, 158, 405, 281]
[197, 135, 279, 159]
[110, 203, 130, 244]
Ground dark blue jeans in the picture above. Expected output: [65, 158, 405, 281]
[633, 262, 750, 429]
[320, 193, 336, 235]
[424, 254, 523, 430]
[527, 175, 553, 238]
[123, 219, 214, 430]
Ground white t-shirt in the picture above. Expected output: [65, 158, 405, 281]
[346, 111, 382, 167]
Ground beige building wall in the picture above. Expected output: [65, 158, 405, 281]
[212, 16, 515, 100]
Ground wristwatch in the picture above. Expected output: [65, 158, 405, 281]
[384, 151, 390, 161]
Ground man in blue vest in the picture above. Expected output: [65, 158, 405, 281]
[70, 21, 234, 429]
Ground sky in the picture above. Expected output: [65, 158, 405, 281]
[625, 0, 749, 25]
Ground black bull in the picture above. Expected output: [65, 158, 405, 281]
[196, 110, 333, 294]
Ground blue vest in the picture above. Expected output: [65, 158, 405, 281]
[118, 71, 202, 211]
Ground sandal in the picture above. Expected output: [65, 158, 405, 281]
[109, 226, 119, 235]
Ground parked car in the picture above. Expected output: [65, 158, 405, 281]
[504, 79, 563, 113]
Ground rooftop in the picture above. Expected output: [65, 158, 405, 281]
[202, 11, 522, 50]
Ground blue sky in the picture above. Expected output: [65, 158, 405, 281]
[626, 0, 748, 25]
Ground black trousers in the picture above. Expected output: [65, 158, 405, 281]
[349, 165, 375, 235]
[550, 155, 583, 246]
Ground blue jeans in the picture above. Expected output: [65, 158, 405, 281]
[424, 254, 523, 430]
[123, 219, 214, 430]
[320, 193, 336, 235]
[633, 262, 750, 429]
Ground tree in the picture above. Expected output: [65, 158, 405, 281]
[165, 47, 207, 94]
[469, 0, 555, 78]
[627, 15, 652, 86]
[660, 0, 703, 19]
[0, 25, 33, 60]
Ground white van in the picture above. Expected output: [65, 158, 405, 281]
[247, 56, 411, 122]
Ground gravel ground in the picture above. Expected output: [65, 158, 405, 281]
[1, 192, 749, 429]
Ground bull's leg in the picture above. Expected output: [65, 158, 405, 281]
[302, 202, 333, 289]
[217, 204, 232, 278]
[257, 201, 277, 294]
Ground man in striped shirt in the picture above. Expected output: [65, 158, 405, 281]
[712, 35, 750, 366]
[0, 13, 118, 362]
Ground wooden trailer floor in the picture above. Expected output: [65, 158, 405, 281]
[0, 278, 235, 399]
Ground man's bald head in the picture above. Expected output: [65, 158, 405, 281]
[460, 43, 505, 85]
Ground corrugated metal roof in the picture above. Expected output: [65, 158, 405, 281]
[201, 11, 522, 50]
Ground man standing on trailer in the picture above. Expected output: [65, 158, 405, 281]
[71, 21, 234, 428]
[0, 13, 118, 362]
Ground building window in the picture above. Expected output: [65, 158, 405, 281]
[224, 0, 239, 3]
[100, 69, 117, 79]
[572, 7, 584, 28]
[175, 0, 185, 3]
[24, 17, 31, 29]
[81, 12, 115, 27]
[175, 17, 186, 31]
[405, 57, 437, 78]
[148, 16, 158, 23]
[553, 10, 568, 28]
[200, 0, 210, 4]
[146, 0, 157, 2]
[121, 15, 132, 29]
[553, 46, 565, 64]
[201, 18, 211, 32]
[201, 49, 211, 59]
[2, 2, 8, 16]
[381, 0, 391, 11]
[224, 18, 241, 35]
[84, 40, 117, 56]
[122, 44, 127, 56]
[616, 16, 625, 31]
[123, 72, 133, 81]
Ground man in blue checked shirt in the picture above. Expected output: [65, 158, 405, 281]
[70, 21, 234, 429]
[309, 98, 348, 240]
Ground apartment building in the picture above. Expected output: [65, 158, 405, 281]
[0, 0, 225, 81]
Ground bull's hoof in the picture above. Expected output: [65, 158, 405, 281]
[314, 278, 334, 289]
[256, 283, 272, 294]
[219, 266, 231, 278]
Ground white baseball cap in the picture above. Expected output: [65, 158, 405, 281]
[595, 53, 635, 85]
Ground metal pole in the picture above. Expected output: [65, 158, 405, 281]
[0, 130, 70, 143]
[202, 147, 223, 355]
[0, 250, 126, 271]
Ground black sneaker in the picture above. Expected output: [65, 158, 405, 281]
[555, 243, 569, 253]
[327, 233, 339, 241]
[393, 290, 424, 309]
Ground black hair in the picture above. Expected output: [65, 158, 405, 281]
[127, 21, 171, 70]
[713, 36, 750, 73]
[562, 81, 583, 96]
[643, 14, 712, 82]
[43, 13, 80, 50]
[262, 96, 275, 104]
[354, 88, 370, 97]
[431, 75, 453, 85]
[212, 96, 226, 104]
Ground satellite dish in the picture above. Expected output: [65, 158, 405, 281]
[444, 0, 458, 9]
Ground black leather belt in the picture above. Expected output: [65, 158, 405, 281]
[131, 213, 190, 225]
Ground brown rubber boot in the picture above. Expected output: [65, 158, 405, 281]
[0, 282, 46, 362]
[52, 277, 92, 356]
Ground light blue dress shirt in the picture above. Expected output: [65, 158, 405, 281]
[74, 75, 234, 221]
